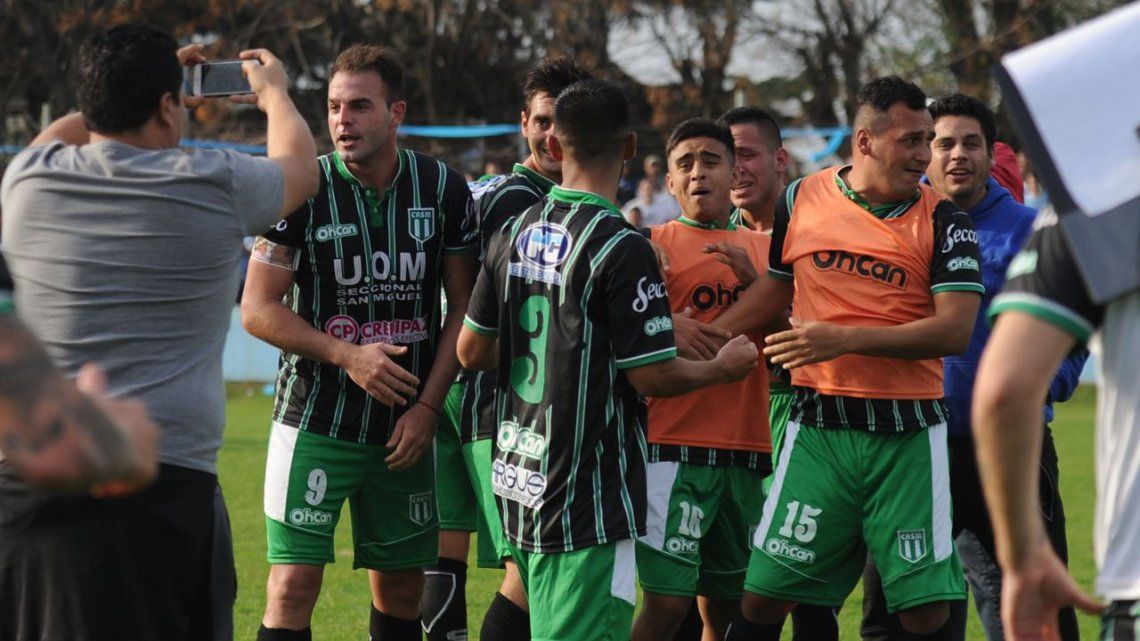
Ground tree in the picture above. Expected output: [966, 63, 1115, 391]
[746, 0, 901, 127]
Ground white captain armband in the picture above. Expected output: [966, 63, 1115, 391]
[250, 237, 300, 271]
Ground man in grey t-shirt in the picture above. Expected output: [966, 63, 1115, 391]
[0, 24, 316, 641]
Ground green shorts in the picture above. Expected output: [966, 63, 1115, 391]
[438, 381, 509, 567]
[510, 539, 637, 641]
[746, 421, 966, 612]
[263, 421, 438, 570]
[464, 438, 511, 568]
[636, 461, 766, 600]
[764, 384, 795, 494]
[438, 382, 477, 532]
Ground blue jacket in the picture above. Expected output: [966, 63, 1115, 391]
[940, 178, 1088, 438]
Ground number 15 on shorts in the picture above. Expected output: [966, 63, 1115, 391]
[763, 500, 822, 565]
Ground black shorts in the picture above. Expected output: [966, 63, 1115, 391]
[0, 463, 236, 641]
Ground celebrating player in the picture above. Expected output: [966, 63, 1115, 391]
[629, 118, 772, 641]
[242, 45, 477, 641]
[860, 93, 1087, 641]
[428, 57, 593, 641]
[458, 79, 758, 641]
[713, 76, 985, 640]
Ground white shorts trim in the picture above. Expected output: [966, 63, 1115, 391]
[264, 421, 300, 521]
[611, 539, 637, 606]
[639, 461, 681, 551]
[754, 420, 801, 547]
[928, 422, 953, 562]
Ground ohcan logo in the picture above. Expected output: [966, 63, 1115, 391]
[765, 537, 816, 564]
[315, 223, 359, 242]
[325, 315, 360, 343]
[289, 507, 333, 526]
[643, 316, 674, 336]
[517, 222, 572, 269]
[666, 536, 699, 554]
[690, 282, 743, 311]
[496, 420, 547, 459]
[947, 256, 979, 272]
[811, 251, 908, 290]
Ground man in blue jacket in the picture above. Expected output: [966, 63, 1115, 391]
[860, 94, 1086, 641]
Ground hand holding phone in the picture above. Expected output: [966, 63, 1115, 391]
[188, 59, 258, 97]
[230, 49, 291, 112]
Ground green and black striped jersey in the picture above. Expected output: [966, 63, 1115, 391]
[465, 186, 677, 553]
[265, 151, 476, 444]
[457, 164, 556, 444]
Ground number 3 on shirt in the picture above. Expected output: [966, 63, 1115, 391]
[510, 295, 550, 404]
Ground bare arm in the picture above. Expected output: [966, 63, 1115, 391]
[240, 238, 419, 407]
[457, 326, 497, 371]
[972, 311, 1100, 638]
[0, 318, 156, 491]
[973, 312, 1071, 567]
[624, 335, 758, 397]
[710, 275, 794, 336]
[234, 49, 319, 218]
[764, 291, 980, 369]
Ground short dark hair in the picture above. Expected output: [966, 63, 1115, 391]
[77, 24, 182, 134]
[718, 106, 783, 148]
[553, 79, 630, 163]
[928, 93, 997, 153]
[331, 44, 405, 103]
[523, 58, 594, 114]
[855, 75, 928, 127]
[665, 118, 735, 164]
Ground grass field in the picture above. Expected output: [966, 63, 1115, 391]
[220, 384, 1101, 640]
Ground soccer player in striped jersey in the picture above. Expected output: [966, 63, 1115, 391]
[428, 58, 592, 641]
[714, 76, 984, 641]
[242, 45, 477, 641]
[458, 79, 759, 641]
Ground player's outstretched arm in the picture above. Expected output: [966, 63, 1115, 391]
[672, 307, 732, 360]
[764, 290, 979, 369]
[625, 335, 758, 398]
[241, 239, 419, 407]
[709, 275, 793, 336]
[0, 318, 157, 492]
[973, 311, 1101, 640]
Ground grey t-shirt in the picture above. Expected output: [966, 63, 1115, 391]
[0, 140, 284, 473]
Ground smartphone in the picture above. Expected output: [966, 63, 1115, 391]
[187, 60, 257, 97]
